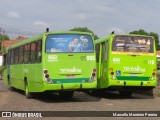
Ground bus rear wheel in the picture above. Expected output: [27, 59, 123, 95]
[119, 91, 132, 97]
[59, 91, 74, 99]
[25, 81, 32, 99]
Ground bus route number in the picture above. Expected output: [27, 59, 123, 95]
[86, 56, 95, 61]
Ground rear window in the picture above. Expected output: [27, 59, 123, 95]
[112, 36, 154, 53]
[46, 34, 94, 53]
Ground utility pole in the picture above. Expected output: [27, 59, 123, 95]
[0, 28, 5, 54]
[0, 28, 2, 54]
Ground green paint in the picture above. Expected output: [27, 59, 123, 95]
[52, 78, 90, 83]
[116, 76, 150, 81]
[95, 34, 157, 90]
[4, 31, 97, 93]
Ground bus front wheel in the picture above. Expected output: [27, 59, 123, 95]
[119, 91, 132, 97]
[59, 91, 74, 99]
[25, 81, 32, 99]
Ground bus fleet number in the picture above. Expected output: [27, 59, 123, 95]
[86, 56, 95, 61]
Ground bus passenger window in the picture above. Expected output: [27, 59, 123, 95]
[37, 40, 42, 63]
[24, 44, 30, 63]
[96, 44, 100, 62]
[30, 42, 37, 63]
[19, 46, 24, 63]
[15, 48, 19, 64]
[10, 49, 15, 64]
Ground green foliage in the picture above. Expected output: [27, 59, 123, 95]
[0, 34, 10, 40]
[129, 29, 160, 50]
[70, 27, 99, 40]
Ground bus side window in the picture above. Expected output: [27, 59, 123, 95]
[30, 42, 37, 63]
[19, 46, 24, 64]
[7, 50, 11, 64]
[10, 49, 15, 64]
[96, 44, 100, 62]
[3, 54, 6, 66]
[24, 44, 31, 64]
[15, 47, 19, 64]
[104, 42, 108, 61]
[37, 40, 42, 63]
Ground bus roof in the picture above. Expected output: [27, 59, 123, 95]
[5, 31, 93, 51]
[94, 34, 154, 44]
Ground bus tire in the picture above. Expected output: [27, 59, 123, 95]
[119, 91, 132, 97]
[24, 81, 33, 99]
[59, 91, 74, 99]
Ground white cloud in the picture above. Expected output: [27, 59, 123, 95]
[7, 11, 19, 18]
[76, 13, 87, 21]
[33, 21, 49, 28]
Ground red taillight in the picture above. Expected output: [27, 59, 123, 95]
[152, 72, 156, 76]
[111, 72, 114, 75]
[93, 69, 96, 73]
[92, 73, 96, 77]
[44, 70, 48, 74]
[45, 74, 49, 78]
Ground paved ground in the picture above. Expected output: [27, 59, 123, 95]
[0, 80, 160, 120]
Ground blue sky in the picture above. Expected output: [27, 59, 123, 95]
[0, 0, 160, 38]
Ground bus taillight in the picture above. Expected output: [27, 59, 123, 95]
[110, 68, 113, 71]
[43, 69, 52, 84]
[45, 74, 49, 78]
[89, 68, 96, 82]
[152, 72, 156, 76]
[92, 73, 96, 77]
[93, 69, 96, 73]
[111, 72, 114, 75]
[152, 69, 157, 76]
[44, 70, 48, 74]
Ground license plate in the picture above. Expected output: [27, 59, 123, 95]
[130, 74, 137, 76]
[67, 75, 75, 78]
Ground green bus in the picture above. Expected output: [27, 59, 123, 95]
[95, 34, 157, 97]
[4, 31, 97, 98]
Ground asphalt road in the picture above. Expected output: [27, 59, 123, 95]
[0, 80, 160, 120]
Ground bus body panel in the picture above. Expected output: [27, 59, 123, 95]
[4, 31, 97, 93]
[96, 34, 157, 91]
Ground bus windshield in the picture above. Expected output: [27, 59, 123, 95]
[46, 34, 94, 53]
[112, 36, 154, 53]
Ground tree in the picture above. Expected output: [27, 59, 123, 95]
[70, 27, 99, 40]
[0, 34, 10, 54]
[0, 34, 10, 40]
[129, 29, 160, 50]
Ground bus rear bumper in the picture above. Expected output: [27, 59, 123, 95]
[103, 79, 156, 91]
[107, 79, 156, 87]
[43, 81, 97, 91]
